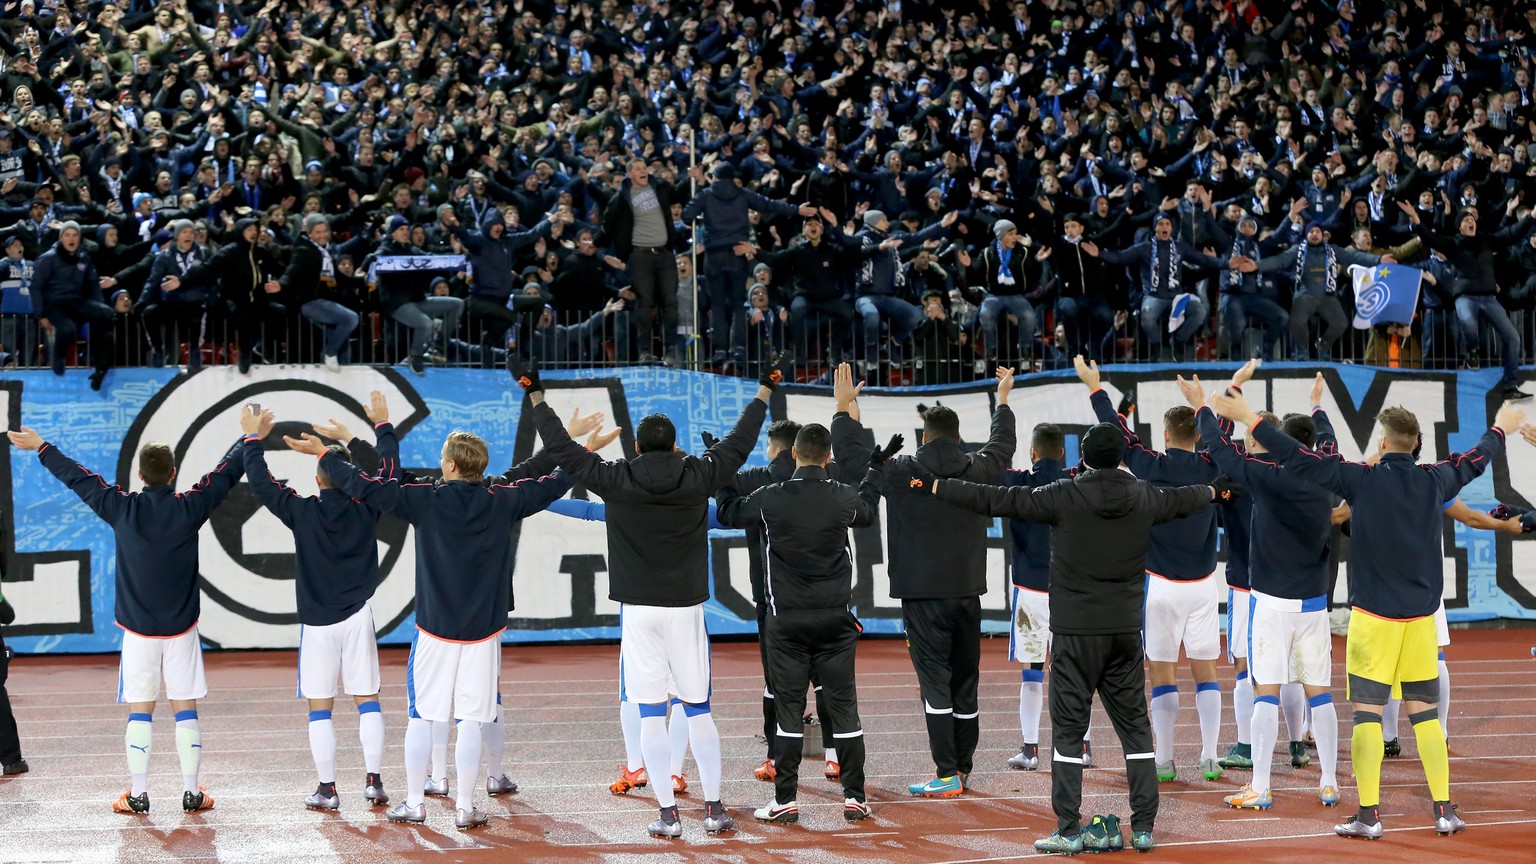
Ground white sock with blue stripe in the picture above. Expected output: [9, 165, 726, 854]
[308, 709, 337, 784]
[1020, 668, 1044, 745]
[683, 702, 722, 802]
[125, 713, 152, 796]
[668, 700, 689, 776]
[1150, 686, 1178, 764]
[357, 701, 384, 775]
[639, 705, 674, 807]
[1195, 682, 1222, 762]
[620, 699, 644, 772]
[1233, 671, 1254, 746]
[1311, 692, 1339, 788]
[175, 710, 202, 794]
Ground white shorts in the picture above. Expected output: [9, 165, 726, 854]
[118, 625, 207, 703]
[1144, 573, 1221, 663]
[1227, 587, 1252, 662]
[619, 603, 711, 705]
[299, 604, 381, 700]
[1435, 600, 1450, 648]
[407, 629, 501, 723]
[1009, 586, 1051, 665]
[1248, 592, 1333, 688]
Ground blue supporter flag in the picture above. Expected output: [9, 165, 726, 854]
[1348, 263, 1422, 329]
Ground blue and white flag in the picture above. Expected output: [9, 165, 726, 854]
[1348, 263, 1422, 329]
[1168, 292, 1199, 333]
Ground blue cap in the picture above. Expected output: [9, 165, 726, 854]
[386, 214, 410, 234]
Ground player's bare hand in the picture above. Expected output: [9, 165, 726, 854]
[1494, 401, 1525, 436]
[364, 390, 389, 425]
[283, 432, 328, 456]
[1331, 502, 1352, 525]
[1309, 371, 1325, 408]
[586, 425, 622, 451]
[1073, 354, 1100, 390]
[833, 362, 863, 410]
[1207, 388, 1258, 426]
[6, 426, 42, 450]
[311, 419, 352, 442]
[1176, 374, 1203, 408]
[995, 366, 1015, 403]
[1231, 358, 1260, 388]
[567, 408, 605, 438]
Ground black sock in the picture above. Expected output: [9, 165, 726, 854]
[660, 805, 679, 823]
[1358, 805, 1379, 825]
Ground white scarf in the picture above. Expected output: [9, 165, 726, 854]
[1149, 238, 1181, 294]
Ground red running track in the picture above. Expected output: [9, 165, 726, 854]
[0, 630, 1531, 863]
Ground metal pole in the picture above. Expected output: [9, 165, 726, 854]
[689, 126, 700, 371]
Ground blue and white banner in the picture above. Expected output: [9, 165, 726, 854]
[1349, 262, 1422, 328]
[3, 363, 1535, 654]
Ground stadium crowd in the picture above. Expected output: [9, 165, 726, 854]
[2, 0, 1536, 396]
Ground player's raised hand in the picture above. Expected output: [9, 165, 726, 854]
[1176, 374, 1203, 408]
[6, 426, 42, 450]
[1494, 400, 1526, 436]
[700, 430, 720, 449]
[586, 425, 622, 451]
[365, 390, 389, 425]
[1231, 358, 1260, 388]
[869, 433, 905, 467]
[833, 362, 863, 409]
[1309, 371, 1326, 408]
[1520, 423, 1536, 449]
[1073, 354, 1100, 390]
[1207, 387, 1258, 426]
[996, 366, 1016, 403]
[567, 408, 605, 438]
[507, 354, 542, 395]
[283, 432, 329, 456]
[311, 418, 352, 442]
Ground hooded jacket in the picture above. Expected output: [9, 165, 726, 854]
[880, 406, 1016, 599]
[278, 234, 350, 306]
[934, 468, 1215, 635]
[144, 241, 214, 306]
[530, 397, 769, 607]
[30, 237, 103, 317]
[455, 209, 551, 301]
[680, 178, 802, 254]
[179, 219, 280, 306]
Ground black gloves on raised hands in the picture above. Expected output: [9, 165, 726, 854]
[701, 430, 719, 449]
[869, 434, 904, 467]
[760, 354, 795, 389]
[1117, 387, 1137, 419]
[506, 354, 542, 395]
[1211, 475, 1242, 504]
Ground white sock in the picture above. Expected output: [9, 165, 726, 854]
[357, 702, 384, 775]
[1195, 683, 1222, 762]
[640, 712, 675, 807]
[125, 713, 152, 796]
[1151, 687, 1179, 764]
[1280, 682, 1307, 742]
[1381, 698, 1401, 739]
[174, 710, 202, 794]
[668, 701, 689, 776]
[1438, 657, 1451, 736]
[455, 720, 482, 813]
[1311, 696, 1339, 788]
[825, 746, 838, 764]
[430, 719, 450, 783]
[686, 708, 723, 802]
[486, 699, 506, 778]
[620, 700, 644, 771]
[1233, 672, 1254, 746]
[1020, 677, 1044, 745]
[1251, 698, 1280, 793]
[308, 710, 337, 784]
[404, 717, 432, 808]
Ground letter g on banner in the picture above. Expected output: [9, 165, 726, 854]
[115, 368, 429, 649]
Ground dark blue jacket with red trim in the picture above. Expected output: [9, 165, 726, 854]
[243, 422, 401, 628]
[38, 438, 247, 637]
[318, 449, 571, 642]
[1002, 457, 1063, 592]
[1198, 406, 1337, 601]
[1250, 420, 1504, 619]
[1090, 388, 1219, 581]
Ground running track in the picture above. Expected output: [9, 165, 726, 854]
[0, 629, 1530, 863]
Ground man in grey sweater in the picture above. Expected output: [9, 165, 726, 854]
[1256, 220, 1388, 361]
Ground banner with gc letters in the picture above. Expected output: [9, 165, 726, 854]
[2, 363, 1534, 654]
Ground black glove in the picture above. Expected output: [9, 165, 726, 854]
[1211, 475, 1242, 504]
[506, 354, 542, 395]
[1490, 503, 1520, 520]
[869, 433, 904, 467]
[1117, 387, 1137, 419]
[760, 354, 794, 389]
[700, 430, 719, 449]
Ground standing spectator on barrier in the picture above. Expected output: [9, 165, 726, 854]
[757, 212, 889, 368]
[140, 220, 211, 370]
[162, 218, 284, 375]
[281, 215, 359, 372]
[1040, 214, 1116, 363]
[854, 209, 957, 374]
[365, 215, 463, 375]
[682, 162, 817, 364]
[603, 159, 685, 365]
[973, 220, 1041, 368]
[1255, 220, 1387, 363]
[32, 221, 119, 390]
[1397, 200, 1533, 401]
[449, 206, 553, 366]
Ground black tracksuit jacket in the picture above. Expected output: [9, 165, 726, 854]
[531, 397, 768, 607]
[934, 468, 1215, 635]
[881, 405, 1016, 599]
[715, 465, 883, 613]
